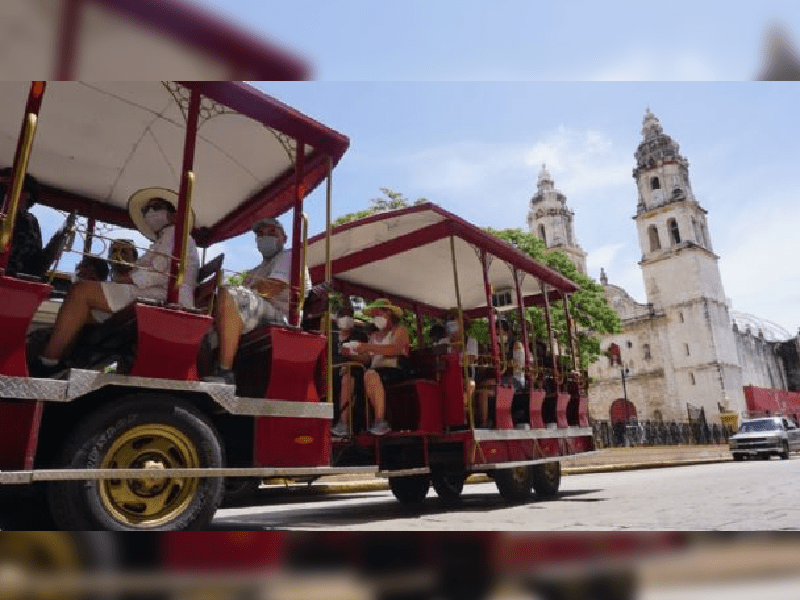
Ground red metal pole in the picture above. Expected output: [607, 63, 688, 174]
[0, 82, 47, 270]
[540, 280, 558, 383]
[288, 141, 306, 327]
[512, 267, 531, 378]
[480, 250, 501, 382]
[55, 0, 83, 80]
[168, 85, 200, 304]
[414, 303, 423, 346]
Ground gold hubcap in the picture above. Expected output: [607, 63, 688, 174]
[100, 424, 199, 528]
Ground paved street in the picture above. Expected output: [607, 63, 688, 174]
[213, 455, 800, 530]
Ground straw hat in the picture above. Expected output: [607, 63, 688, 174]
[363, 298, 403, 318]
[127, 187, 195, 241]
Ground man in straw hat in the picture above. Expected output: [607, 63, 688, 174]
[31, 188, 199, 377]
[334, 298, 409, 436]
[203, 217, 310, 386]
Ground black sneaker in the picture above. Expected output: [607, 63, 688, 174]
[29, 357, 68, 379]
[203, 367, 235, 385]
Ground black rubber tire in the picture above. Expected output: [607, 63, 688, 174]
[494, 466, 534, 503]
[781, 441, 790, 460]
[389, 475, 431, 505]
[431, 470, 466, 503]
[531, 461, 561, 498]
[48, 395, 224, 531]
[732, 453, 743, 461]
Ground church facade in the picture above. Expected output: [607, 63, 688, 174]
[527, 110, 799, 424]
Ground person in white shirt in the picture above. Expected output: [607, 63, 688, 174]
[204, 218, 310, 385]
[32, 188, 199, 377]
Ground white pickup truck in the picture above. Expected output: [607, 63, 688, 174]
[729, 417, 800, 461]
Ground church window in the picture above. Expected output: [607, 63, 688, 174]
[648, 225, 661, 251]
[667, 218, 680, 244]
[684, 343, 690, 356]
[650, 176, 660, 190]
[643, 344, 651, 360]
[679, 312, 684, 323]
[689, 372, 696, 385]
[538, 224, 547, 245]
[653, 409, 663, 422]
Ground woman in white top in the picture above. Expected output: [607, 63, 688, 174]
[340, 298, 409, 436]
[33, 189, 199, 376]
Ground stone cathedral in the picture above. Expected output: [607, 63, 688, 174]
[526, 109, 800, 424]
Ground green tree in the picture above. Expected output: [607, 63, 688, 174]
[486, 227, 623, 368]
[333, 187, 425, 226]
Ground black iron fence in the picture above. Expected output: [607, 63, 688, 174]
[591, 419, 732, 449]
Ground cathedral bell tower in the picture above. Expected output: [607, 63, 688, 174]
[633, 109, 745, 415]
[527, 164, 587, 274]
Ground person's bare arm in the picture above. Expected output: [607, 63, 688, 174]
[357, 326, 410, 357]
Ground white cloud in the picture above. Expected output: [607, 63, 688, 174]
[586, 47, 723, 81]
[586, 242, 625, 275]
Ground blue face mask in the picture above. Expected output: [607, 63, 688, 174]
[256, 235, 282, 259]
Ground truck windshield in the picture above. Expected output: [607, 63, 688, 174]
[739, 420, 780, 433]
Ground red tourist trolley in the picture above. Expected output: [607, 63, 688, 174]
[307, 204, 594, 505]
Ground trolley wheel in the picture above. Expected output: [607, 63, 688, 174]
[781, 441, 790, 460]
[494, 465, 533, 503]
[389, 475, 430, 506]
[531, 461, 561, 498]
[431, 470, 466, 503]
[732, 453, 743, 461]
[48, 395, 224, 531]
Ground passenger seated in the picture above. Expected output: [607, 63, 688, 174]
[337, 299, 409, 436]
[74, 255, 109, 282]
[443, 308, 478, 412]
[0, 167, 71, 279]
[330, 301, 370, 437]
[203, 217, 310, 386]
[107, 238, 138, 283]
[31, 188, 199, 377]
[475, 317, 522, 427]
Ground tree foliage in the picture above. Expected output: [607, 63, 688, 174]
[331, 189, 623, 367]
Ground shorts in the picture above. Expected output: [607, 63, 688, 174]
[369, 367, 407, 387]
[100, 282, 155, 313]
[225, 285, 285, 334]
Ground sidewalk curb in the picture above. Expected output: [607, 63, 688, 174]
[279, 455, 733, 497]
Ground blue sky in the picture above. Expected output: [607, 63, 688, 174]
[237, 81, 798, 334]
[32, 1, 800, 335]
[191, 0, 800, 81]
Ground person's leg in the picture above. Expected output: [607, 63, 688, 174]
[339, 370, 353, 423]
[216, 289, 243, 370]
[42, 281, 110, 361]
[364, 369, 386, 421]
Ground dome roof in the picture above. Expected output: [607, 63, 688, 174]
[730, 310, 792, 341]
[634, 109, 685, 172]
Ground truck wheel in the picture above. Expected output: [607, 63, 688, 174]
[494, 466, 533, 503]
[732, 453, 743, 461]
[431, 470, 465, 503]
[389, 475, 430, 505]
[531, 461, 561, 498]
[781, 441, 790, 460]
[48, 395, 224, 531]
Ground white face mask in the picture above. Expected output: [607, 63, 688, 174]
[144, 209, 170, 234]
[256, 235, 282, 259]
[445, 320, 459, 335]
[337, 316, 354, 330]
[372, 315, 388, 330]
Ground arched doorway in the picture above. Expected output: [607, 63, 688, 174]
[609, 398, 638, 423]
